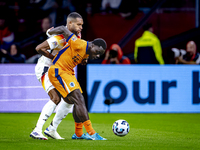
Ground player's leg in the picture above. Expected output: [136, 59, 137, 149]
[67, 89, 89, 122]
[62, 96, 92, 140]
[48, 67, 88, 139]
[31, 69, 64, 140]
[38, 88, 61, 130]
[30, 88, 60, 140]
[32, 66, 74, 140]
[71, 104, 86, 139]
[31, 67, 60, 140]
[41, 72, 73, 139]
[66, 89, 106, 140]
[45, 98, 73, 139]
[48, 67, 106, 140]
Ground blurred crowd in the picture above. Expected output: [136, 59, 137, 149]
[0, 0, 198, 65]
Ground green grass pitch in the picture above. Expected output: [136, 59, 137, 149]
[0, 113, 200, 150]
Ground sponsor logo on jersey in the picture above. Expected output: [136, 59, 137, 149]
[72, 36, 77, 41]
[53, 41, 58, 47]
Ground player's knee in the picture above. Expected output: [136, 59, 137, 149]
[63, 97, 74, 104]
[67, 89, 85, 105]
[50, 93, 61, 105]
[51, 95, 61, 105]
[48, 90, 61, 105]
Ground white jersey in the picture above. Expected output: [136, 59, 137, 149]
[35, 34, 67, 93]
[37, 34, 66, 66]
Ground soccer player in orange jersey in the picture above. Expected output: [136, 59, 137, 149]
[30, 12, 87, 140]
[42, 25, 107, 140]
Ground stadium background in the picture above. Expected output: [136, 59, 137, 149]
[0, 0, 200, 113]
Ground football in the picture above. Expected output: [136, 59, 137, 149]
[112, 119, 130, 137]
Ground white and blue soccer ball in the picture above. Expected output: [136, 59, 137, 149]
[112, 119, 130, 137]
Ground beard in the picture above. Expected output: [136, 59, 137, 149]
[71, 29, 78, 37]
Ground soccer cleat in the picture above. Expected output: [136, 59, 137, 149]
[72, 133, 86, 139]
[86, 133, 107, 140]
[72, 133, 93, 140]
[44, 128, 64, 139]
[30, 130, 48, 140]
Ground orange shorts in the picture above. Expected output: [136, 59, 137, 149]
[48, 65, 82, 98]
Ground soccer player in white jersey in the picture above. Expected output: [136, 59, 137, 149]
[30, 12, 86, 140]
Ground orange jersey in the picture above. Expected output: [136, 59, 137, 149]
[52, 33, 88, 74]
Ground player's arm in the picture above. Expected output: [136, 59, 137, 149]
[48, 25, 72, 40]
[36, 41, 54, 59]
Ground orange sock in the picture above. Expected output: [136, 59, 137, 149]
[75, 122, 83, 137]
[83, 120, 95, 135]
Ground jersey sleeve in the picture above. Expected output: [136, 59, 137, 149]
[47, 34, 66, 50]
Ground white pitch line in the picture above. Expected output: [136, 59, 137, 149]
[0, 73, 35, 76]
[0, 86, 43, 89]
[0, 99, 49, 102]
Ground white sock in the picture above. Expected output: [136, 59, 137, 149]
[48, 100, 73, 131]
[35, 100, 57, 132]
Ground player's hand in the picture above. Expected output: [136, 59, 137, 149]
[48, 27, 54, 30]
[81, 58, 88, 65]
[46, 27, 54, 37]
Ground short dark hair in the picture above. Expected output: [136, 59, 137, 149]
[67, 12, 82, 20]
[143, 23, 152, 31]
[92, 38, 107, 50]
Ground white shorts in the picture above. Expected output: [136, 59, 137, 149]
[35, 61, 54, 94]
